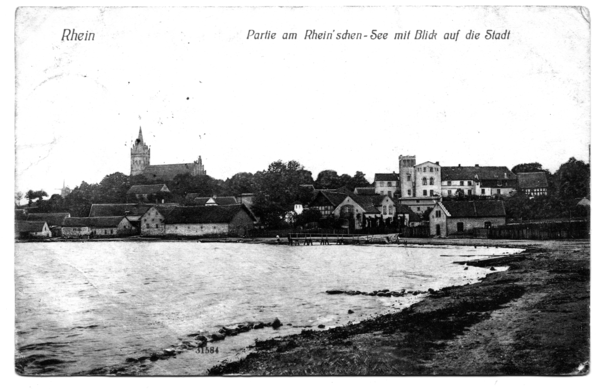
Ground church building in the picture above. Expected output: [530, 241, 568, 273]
[130, 127, 206, 180]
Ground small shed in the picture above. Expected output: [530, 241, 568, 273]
[163, 204, 257, 237]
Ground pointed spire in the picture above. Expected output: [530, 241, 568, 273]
[137, 126, 144, 143]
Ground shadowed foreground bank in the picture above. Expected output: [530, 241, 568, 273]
[208, 240, 589, 375]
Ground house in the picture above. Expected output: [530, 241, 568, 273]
[354, 187, 376, 196]
[293, 201, 304, 215]
[332, 194, 381, 229]
[237, 193, 256, 207]
[441, 165, 517, 197]
[62, 217, 136, 238]
[192, 196, 238, 206]
[26, 212, 71, 237]
[517, 172, 549, 197]
[126, 184, 171, 202]
[308, 191, 349, 217]
[88, 203, 154, 217]
[373, 173, 399, 197]
[139, 204, 257, 237]
[15, 221, 51, 239]
[429, 200, 506, 237]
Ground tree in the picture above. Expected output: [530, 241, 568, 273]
[251, 160, 313, 228]
[556, 157, 590, 200]
[296, 208, 322, 227]
[25, 189, 48, 205]
[511, 162, 545, 174]
[14, 191, 23, 206]
[224, 172, 256, 196]
[315, 170, 341, 189]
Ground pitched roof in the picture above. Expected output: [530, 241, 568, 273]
[26, 213, 71, 226]
[441, 166, 516, 181]
[63, 217, 128, 228]
[311, 191, 349, 208]
[347, 194, 380, 213]
[16, 220, 47, 233]
[517, 172, 548, 189]
[142, 163, 197, 180]
[193, 196, 238, 206]
[354, 187, 376, 195]
[374, 173, 398, 182]
[441, 201, 506, 218]
[127, 184, 169, 195]
[89, 204, 153, 217]
[164, 204, 257, 224]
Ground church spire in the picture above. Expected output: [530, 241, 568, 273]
[137, 126, 144, 144]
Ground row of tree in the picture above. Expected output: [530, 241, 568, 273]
[17, 160, 371, 218]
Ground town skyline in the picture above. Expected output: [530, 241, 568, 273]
[15, 7, 590, 196]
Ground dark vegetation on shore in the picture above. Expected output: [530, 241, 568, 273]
[207, 242, 589, 376]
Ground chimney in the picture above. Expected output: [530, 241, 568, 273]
[475, 164, 479, 167]
[436, 161, 439, 165]
[458, 164, 461, 167]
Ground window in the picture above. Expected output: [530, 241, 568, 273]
[497, 189, 501, 194]
[422, 177, 427, 185]
[430, 190, 434, 196]
[417, 207, 421, 211]
[146, 223, 149, 228]
[435, 210, 441, 217]
[447, 181, 451, 185]
[448, 190, 452, 196]
[481, 189, 486, 195]
[484, 221, 492, 229]
[468, 189, 472, 195]
[423, 190, 427, 196]
[156, 224, 158, 228]
[383, 206, 387, 215]
[467, 181, 472, 185]
[430, 177, 434, 185]
[407, 189, 411, 196]
[407, 174, 411, 181]
[430, 167, 433, 172]
[388, 191, 392, 196]
[460, 181, 464, 186]
[457, 222, 464, 232]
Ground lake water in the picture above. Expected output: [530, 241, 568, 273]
[15, 241, 522, 375]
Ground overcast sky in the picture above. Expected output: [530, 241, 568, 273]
[14, 6, 590, 195]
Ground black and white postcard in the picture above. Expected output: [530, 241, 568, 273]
[12, 5, 591, 379]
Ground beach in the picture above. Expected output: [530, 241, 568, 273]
[207, 239, 590, 375]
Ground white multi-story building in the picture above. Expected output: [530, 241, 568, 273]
[397, 155, 442, 214]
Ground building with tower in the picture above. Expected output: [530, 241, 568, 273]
[130, 127, 206, 181]
[397, 155, 441, 214]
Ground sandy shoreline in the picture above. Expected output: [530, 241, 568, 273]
[205, 239, 589, 376]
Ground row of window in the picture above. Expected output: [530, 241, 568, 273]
[377, 181, 397, 187]
[416, 167, 439, 172]
[421, 177, 435, 185]
[443, 180, 473, 186]
[443, 188, 502, 196]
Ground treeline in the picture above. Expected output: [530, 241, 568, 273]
[17, 160, 370, 218]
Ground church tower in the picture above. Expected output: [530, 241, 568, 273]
[130, 126, 151, 176]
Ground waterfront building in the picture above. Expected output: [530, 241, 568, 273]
[15, 221, 51, 239]
[140, 204, 256, 237]
[429, 200, 506, 237]
[516, 172, 549, 197]
[26, 212, 71, 237]
[441, 165, 517, 197]
[61, 216, 135, 238]
[308, 191, 349, 217]
[130, 127, 206, 180]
